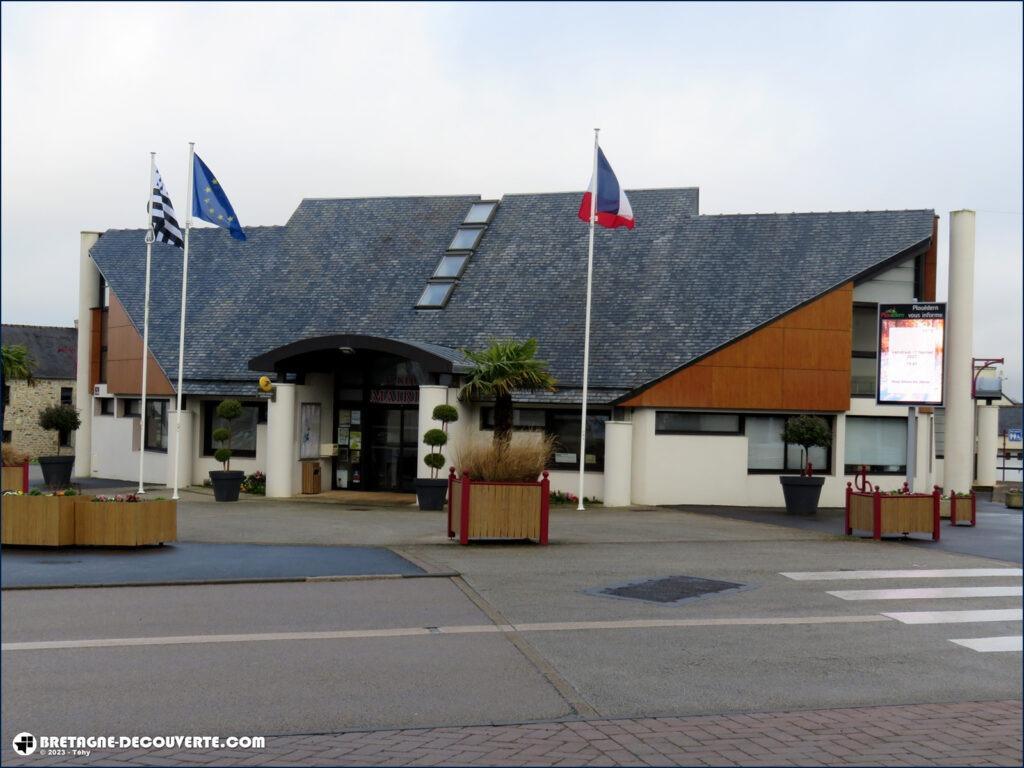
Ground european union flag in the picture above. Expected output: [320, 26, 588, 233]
[192, 153, 246, 241]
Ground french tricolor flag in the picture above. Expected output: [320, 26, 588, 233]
[578, 147, 635, 229]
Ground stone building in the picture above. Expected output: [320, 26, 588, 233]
[2, 325, 77, 458]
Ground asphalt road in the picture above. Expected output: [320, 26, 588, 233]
[2, 515, 1020, 743]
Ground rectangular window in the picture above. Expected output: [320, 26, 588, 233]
[844, 416, 907, 474]
[60, 387, 73, 406]
[480, 407, 547, 431]
[549, 411, 608, 471]
[203, 401, 265, 458]
[2, 430, 10, 443]
[655, 412, 741, 435]
[433, 254, 469, 279]
[144, 400, 168, 452]
[416, 282, 455, 308]
[122, 398, 141, 417]
[851, 304, 878, 398]
[448, 227, 484, 251]
[464, 202, 497, 225]
[747, 415, 832, 474]
[98, 398, 114, 415]
[479, 407, 609, 471]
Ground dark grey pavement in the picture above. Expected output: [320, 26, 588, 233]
[675, 497, 1024, 564]
[0, 542, 424, 588]
[27, 465, 154, 492]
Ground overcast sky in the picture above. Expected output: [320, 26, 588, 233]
[2, 2, 1021, 397]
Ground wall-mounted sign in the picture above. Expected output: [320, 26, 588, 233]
[1008, 428, 1022, 443]
[877, 303, 946, 406]
[369, 389, 419, 405]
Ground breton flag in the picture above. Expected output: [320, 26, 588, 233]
[578, 147, 635, 229]
[151, 167, 184, 248]
[192, 153, 246, 240]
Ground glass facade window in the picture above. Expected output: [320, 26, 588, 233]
[448, 227, 484, 251]
[203, 401, 265, 458]
[433, 255, 469, 279]
[655, 412, 741, 434]
[851, 356, 877, 397]
[747, 415, 832, 474]
[416, 282, 454, 308]
[99, 398, 114, 415]
[852, 305, 877, 353]
[144, 400, 168, 452]
[464, 202, 497, 225]
[122, 398, 141, 417]
[844, 416, 907, 474]
[480, 407, 547, 430]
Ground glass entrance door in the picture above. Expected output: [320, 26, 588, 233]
[367, 407, 418, 492]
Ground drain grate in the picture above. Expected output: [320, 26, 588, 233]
[595, 575, 746, 605]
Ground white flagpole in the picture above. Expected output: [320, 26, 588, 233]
[137, 152, 156, 495]
[577, 128, 599, 511]
[171, 142, 195, 501]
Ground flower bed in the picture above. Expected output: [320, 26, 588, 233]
[75, 495, 177, 546]
[845, 485, 940, 542]
[1, 491, 77, 546]
[448, 469, 549, 545]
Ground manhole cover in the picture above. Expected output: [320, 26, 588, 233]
[594, 575, 746, 605]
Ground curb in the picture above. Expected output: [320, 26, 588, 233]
[1, 570, 461, 591]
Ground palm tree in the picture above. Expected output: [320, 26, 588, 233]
[459, 339, 557, 445]
[1, 344, 35, 430]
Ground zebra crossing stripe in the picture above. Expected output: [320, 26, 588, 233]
[948, 636, 1023, 652]
[883, 609, 1023, 624]
[781, 568, 1022, 581]
[827, 586, 1022, 601]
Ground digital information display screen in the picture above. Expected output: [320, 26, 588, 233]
[877, 303, 946, 406]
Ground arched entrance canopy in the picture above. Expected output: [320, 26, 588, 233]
[248, 334, 472, 375]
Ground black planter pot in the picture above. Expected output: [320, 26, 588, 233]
[38, 455, 74, 489]
[209, 470, 245, 502]
[779, 475, 825, 515]
[415, 478, 448, 511]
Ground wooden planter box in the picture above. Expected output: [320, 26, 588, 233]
[845, 485, 940, 541]
[940, 494, 976, 526]
[1, 464, 29, 493]
[1, 494, 76, 546]
[447, 470, 549, 545]
[75, 500, 177, 546]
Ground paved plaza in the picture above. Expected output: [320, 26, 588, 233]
[1, 492, 1021, 766]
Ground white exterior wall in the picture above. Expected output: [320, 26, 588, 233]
[90, 410, 169, 483]
[291, 374, 334, 493]
[74, 232, 101, 478]
[976, 404, 999, 487]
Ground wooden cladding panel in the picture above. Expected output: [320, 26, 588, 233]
[622, 283, 853, 411]
[89, 307, 103, 391]
[922, 216, 938, 302]
[104, 292, 175, 396]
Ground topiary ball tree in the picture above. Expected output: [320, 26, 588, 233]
[38, 403, 81, 456]
[422, 404, 460, 479]
[781, 415, 832, 476]
[213, 399, 243, 471]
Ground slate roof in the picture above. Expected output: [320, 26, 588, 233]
[88, 189, 934, 403]
[0, 325, 77, 380]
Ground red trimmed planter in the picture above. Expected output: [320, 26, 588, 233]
[447, 468, 549, 545]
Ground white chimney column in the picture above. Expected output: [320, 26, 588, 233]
[943, 210, 976, 494]
[74, 232, 102, 479]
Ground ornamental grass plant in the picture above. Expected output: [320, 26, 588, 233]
[455, 434, 555, 482]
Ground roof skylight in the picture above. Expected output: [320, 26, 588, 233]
[448, 227, 484, 251]
[416, 281, 455, 309]
[464, 201, 498, 225]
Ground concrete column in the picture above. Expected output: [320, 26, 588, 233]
[976, 404, 999, 488]
[914, 412, 932, 491]
[165, 405, 193, 490]
[417, 385, 449, 479]
[944, 210, 975, 493]
[630, 409, 654, 506]
[74, 232, 102, 478]
[266, 383, 296, 498]
[603, 421, 633, 506]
